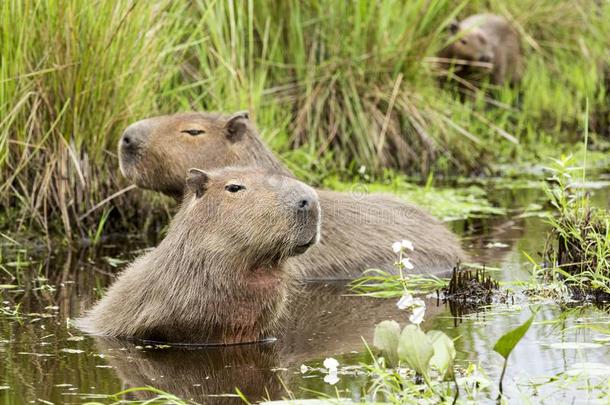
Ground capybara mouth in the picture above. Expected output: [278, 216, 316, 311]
[292, 235, 318, 255]
[118, 148, 140, 181]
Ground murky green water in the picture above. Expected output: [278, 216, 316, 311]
[1, 182, 609, 404]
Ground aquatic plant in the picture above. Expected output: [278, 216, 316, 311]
[367, 307, 537, 403]
[540, 155, 610, 299]
[372, 241, 458, 400]
[493, 309, 537, 399]
[443, 266, 500, 315]
[350, 269, 448, 298]
[323, 171, 507, 221]
[351, 242, 502, 308]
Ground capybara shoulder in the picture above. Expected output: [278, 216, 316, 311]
[77, 167, 320, 344]
[439, 13, 523, 85]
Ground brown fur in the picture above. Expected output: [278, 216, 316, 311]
[438, 14, 523, 85]
[76, 167, 320, 344]
[119, 112, 467, 279]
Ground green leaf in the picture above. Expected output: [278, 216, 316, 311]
[0, 285, 17, 289]
[427, 330, 456, 380]
[397, 324, 434, 378]
[493, 311, 537, 360]
[373, 320, 401, 366]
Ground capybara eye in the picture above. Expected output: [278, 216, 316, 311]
[225, 184, 245, 193]
[181, 129, 206, 136]
[460, 39, 467, 45]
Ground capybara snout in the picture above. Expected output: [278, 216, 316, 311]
[119, 120, 151, 164]
[263, 175, 320, 254]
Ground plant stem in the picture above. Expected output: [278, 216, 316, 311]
[496, 358, 508, 402]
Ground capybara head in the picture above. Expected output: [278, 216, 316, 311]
[446, 18, 494, 65]
[182, 166, 320, 258]
[78, 167, 320, 344]
[119, 112, 290, 199]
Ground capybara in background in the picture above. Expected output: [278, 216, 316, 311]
[77, 167, 321, 344]
[118, 112, 467, 279]
[438, 14, 523, 86]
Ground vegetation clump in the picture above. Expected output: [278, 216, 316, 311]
[444, 266, 500, 304]
[540, 156, 610, 301]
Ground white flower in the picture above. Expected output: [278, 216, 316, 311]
[401, 239, 414, 251]
[409, 302, 426, 325]
[412, 297, 425, 307]
[397, 293, 414, 310]
[400, 257, 414, 270]
[358, 165, 366, 175]
[300, 364, 308, 374]
[323, 357, 339, 371]
[324, 371, 340, 385]
[392, 240, 414, 253]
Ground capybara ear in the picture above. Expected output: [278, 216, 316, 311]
[186, 168, 210, 198]
[225, 111, 250, 141]
[447, 19, 459, 34]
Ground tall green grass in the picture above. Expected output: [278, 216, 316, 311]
[1, 0, 609, 238]
[0, 0, 188, 238]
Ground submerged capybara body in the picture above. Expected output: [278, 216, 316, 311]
[77, 167, 320, 344]
[438, 14, 523, 85]
[92, 283, 443, 404]
[118, 112, 466, 279]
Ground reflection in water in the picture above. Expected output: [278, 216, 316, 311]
[96, 339, 282, 404]
[1, 186, 609, 403]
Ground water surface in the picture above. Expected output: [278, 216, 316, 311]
[1, 183, 609, 404]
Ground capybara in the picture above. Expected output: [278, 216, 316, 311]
[77, 167, 321, 344]
[118, 112, 466, 279]
[438, 14, 523, 86]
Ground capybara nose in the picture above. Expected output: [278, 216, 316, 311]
[297, 198, 310, 210]
[479, 54, 492, 63]
[297, 197, 315, 213]
[120, 126, 145, 152]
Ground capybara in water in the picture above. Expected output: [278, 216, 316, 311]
[118, 112, 466, 279]
[438, 14, 523, 86]
[77, 167, 321, 344]
[91, 282, 441, 404]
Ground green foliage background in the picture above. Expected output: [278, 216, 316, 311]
[1, 0, 608, 238]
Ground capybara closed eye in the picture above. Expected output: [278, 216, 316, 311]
[76, 167, 321, 344]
